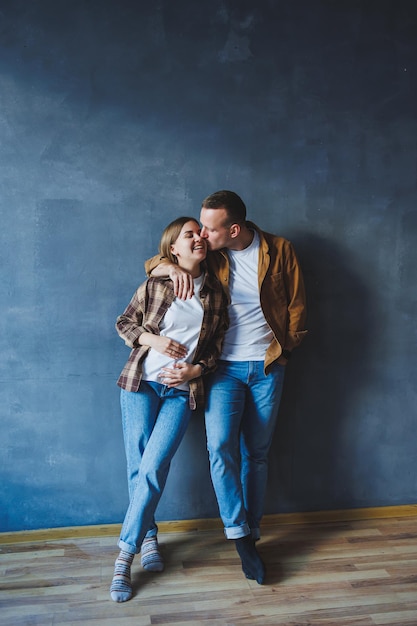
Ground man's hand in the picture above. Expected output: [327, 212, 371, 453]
[168, 265, 194, 300]
[149, 261, 195, 300]
[158, 362, 201, 387]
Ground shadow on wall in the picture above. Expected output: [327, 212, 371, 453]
[266, 233, 377, 515]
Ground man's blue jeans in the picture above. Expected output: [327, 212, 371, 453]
[118, 382, 192, 554]
[205, 360, 285, 540]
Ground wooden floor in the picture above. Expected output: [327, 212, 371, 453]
[1, 516, 417, 625]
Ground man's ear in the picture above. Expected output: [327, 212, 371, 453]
[229, 223, 241, 239]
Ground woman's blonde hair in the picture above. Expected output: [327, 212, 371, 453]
[159, 216, 200, 264]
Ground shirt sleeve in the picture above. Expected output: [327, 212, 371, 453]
[194, 285, 229, 372]
[144, 254, 169, 277]
[115, 281, 148, 348]
[282, 240, 308, 351]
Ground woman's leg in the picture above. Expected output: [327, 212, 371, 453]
[111, 383, 191, 601]
[120, 385, 166, 570]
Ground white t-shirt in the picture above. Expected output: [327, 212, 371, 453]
[221, 231, 273, 361]
[141, 274, 204, 390]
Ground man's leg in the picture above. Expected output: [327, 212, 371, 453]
[205, 361, 265, 584]
[205, 361, 249, 538]
[240, 361, 286, 539]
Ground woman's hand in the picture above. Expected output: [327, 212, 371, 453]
[139, 333, 188, 360]
[158, 362, 201, 387]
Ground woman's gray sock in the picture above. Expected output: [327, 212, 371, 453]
[141, 536, 164, 572]
[110, 550, 134, 602]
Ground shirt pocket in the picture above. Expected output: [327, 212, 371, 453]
[266, 272, 287, 307]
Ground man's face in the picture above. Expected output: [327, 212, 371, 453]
[200, 207, 233, 251]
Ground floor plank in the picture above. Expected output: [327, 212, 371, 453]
[1, 517, 417, 625]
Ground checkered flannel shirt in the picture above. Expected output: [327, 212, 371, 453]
[116, 272, 228, 410]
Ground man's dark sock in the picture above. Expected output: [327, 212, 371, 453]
[234, 535, 265, 584]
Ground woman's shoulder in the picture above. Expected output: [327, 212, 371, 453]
[146, 276, 174, 292]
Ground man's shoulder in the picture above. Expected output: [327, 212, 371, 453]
[248, 221, 290, 249]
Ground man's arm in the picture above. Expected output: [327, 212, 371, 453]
[283, 240, 308, 351]
[144, 254, 194, 300]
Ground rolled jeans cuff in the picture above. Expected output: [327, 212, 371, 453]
[118, 539, 140, 555]
[224, 523, 250, 539]
[251, 528, 260, 541]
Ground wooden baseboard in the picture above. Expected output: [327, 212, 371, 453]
[1, 504, 417, 545]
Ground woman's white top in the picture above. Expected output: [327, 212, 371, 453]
[141, 273, 204, 390]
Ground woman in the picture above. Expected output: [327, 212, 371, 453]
[110, 216, 228, 602]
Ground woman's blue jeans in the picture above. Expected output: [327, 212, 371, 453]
[205, 360, 285, 540]
[118, 382, 192, 555]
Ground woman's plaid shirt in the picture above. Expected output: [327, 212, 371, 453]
[115, 272, 228, 410]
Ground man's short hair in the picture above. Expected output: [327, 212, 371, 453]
[202, 190, 246, 226]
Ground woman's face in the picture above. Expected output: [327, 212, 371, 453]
[170, 220, 207, 267]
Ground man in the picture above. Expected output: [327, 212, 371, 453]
[146, 190, 307, 583]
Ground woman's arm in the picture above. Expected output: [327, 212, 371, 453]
[158, 362, 203, 387]
[116, 282, 187, 359]
[115, 283, 148, 348]
[139, 332, 187, 361]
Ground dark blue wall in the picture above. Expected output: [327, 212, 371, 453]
[1, 0, 416, 532]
